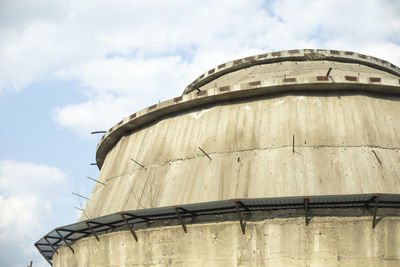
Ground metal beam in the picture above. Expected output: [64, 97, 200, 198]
[44, 237, 59, 255]
[123, 212, 151, 222]
[176, 207, 197, 217]
[304, 196, 310, 226]
[91, 131, 106, 134]
[34, 244, 52, 265]
[364, 195, 377, 209]
[326, 67, 332, 76]
[55, 229, 74, 254]
[373, 194, 380, 229]
[234, 200, 246, 234]
[174, 206, 187, 233]
[120, 212, 138, 242]
[86, 222, 99, 241]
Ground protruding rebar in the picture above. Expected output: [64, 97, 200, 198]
[130, 159, 147, 170]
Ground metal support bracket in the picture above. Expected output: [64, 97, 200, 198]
[373, 194, 380, 229]
[304, 196, 310, 226]
[44, 237, 59, 255]
[55, 229, 75, 254]
[86, 221, 99, 241]
[34, 244, 52, 265]
[234, 200, 246, 234]
[120, 212, 138, 242]
[174, 206, 187, 233]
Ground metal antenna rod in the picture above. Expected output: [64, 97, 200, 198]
[72, 192, 89, 200]
[87, 176, 106, 186]
[90, 163, 97, 166]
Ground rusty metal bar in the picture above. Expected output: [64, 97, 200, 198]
[292, 135, 295, 153]
[371, 150, 382, 165]
[198, 147, 212, 161]
[130, 158, 147, 170]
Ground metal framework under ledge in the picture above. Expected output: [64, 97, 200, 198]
[35, 193, 400, 265]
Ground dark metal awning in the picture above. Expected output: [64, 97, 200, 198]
[35, 193, 400, 265]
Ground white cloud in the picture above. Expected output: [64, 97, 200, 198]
[1, 0, 400, 135]
[0, 160, 67, 266]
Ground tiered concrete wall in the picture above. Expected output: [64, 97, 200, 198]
[54, 50, 400, 267]
[54, 216, 400, 266]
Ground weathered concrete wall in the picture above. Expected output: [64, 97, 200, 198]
[53, 216, 400, 266]
[82, 93, 400, 220]
[60, 50, 400, 267]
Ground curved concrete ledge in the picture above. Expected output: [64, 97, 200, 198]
[96, 78, 400, 169]
[183, 49, 400, 95]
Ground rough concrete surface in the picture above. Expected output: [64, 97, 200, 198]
[54, 217, 400, 267]
[82, 94, 400, 220]
[51, 50, 400, 266]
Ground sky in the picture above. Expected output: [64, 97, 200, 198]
[0, 0, 399, 266]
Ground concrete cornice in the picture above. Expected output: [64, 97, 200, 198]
[183, 49, 400, 94]
[95, 50, 400, 169]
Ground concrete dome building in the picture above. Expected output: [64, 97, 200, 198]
[37, 49, 400, 266]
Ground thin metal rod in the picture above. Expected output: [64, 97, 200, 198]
[120, 212, 138, 242]
[90, 163, 97, 166]
[87, 176, 106, 186]
[74, 207, 84, 211]
[326, 67, 332, 76]
[72, 192, 89, 200]
[174, 206, 187, 233]
[55, 229, 74, 254]
[44, 237, 59, 255]
[198, 147, 212, 161]
[86, 222, 99, 241]
[373, 194, 380, 229]
[292, 135, 295, 153]
[234, 200, 246, 234]
[371, 150, 382, 165]
[91, 131, 106, 134]
[304, 196, 309, 226]
[130, 159, 147, 170]
[194, 84, 201, 92]
[35, 244, 52, 265]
